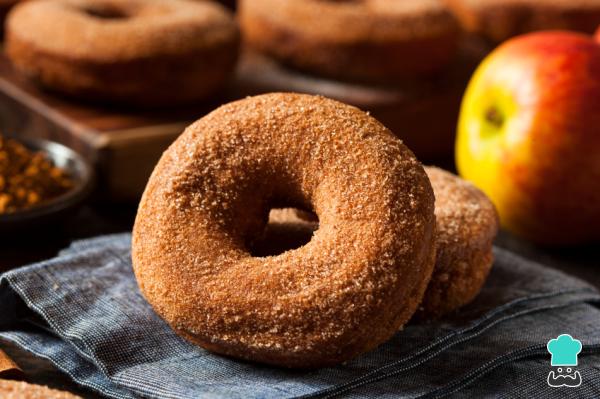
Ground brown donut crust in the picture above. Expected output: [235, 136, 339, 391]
[417, 167, 498, 319]
[5, 0, 239, 107]
[0, 380, 82, 399]
[269, 167, 498, 320]
[239, 0, 460, 82]
[444, 0, 600, 43]
[132, 93, 436, 368]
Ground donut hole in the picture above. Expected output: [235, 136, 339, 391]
[248, 208, 319, 257]
[81, 6, 130, 20]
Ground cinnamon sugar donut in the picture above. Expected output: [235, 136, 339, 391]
[239, 0, 460, 82]
[0, 380, 82, 399]
[132, 93, 436, 368]
[5, 0, 239, 107]
[265, 168, 498, 320]
[444, 0, 600, 43]
[417, 167, 498, 319]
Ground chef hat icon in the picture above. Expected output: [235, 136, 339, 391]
[547, 334, 582, 366]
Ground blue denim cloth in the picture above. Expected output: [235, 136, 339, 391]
[1, 233, 600, 398]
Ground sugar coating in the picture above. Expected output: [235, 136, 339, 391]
[417, 167, 499, 319]
[132, 93, 436, 368]
[0, 380, 82, 399]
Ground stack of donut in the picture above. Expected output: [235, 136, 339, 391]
[132, 93, 498, 368]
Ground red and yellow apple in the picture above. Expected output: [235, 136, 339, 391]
[456, 31, 600, 245]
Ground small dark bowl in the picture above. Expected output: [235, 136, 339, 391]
[0, 137, 93, 234]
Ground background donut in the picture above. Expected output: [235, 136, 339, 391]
[444, 0, 600, 43]
[239, 0, 460, 82]
[5, 0, 240, 107]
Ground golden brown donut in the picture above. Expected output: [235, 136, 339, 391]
[417, 167, 498, 319]
[0, 380, 82, 399]
[239, 0, 460, 82]
[444, 0, 600, 43]
[5, 0, 239, 107]
[264, 167, 498, 319]
[132, 93, 436, 368]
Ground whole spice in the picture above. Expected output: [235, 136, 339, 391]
[0, 136, 73, 214]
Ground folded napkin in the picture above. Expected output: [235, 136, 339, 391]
[1, 234, 600, 399]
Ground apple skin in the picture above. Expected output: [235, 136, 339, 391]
[596, 26, 600, 42]
[456, 31, 600, 245]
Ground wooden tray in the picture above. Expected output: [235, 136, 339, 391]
[0, 41, 489, 201]
[0, 52, 224, 200]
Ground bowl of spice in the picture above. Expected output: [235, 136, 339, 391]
[0, 135, 92, 233]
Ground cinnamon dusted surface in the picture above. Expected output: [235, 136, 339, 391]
[417, 167, 499, 318]
[132, 93, 436, 368]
